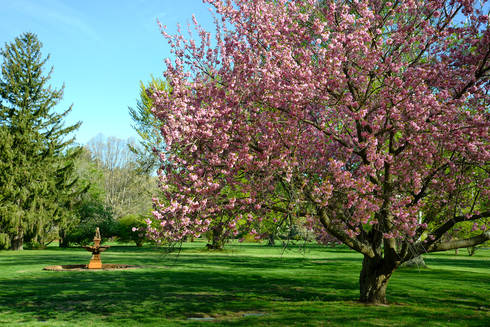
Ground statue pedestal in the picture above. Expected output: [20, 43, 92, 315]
[88, 254, 102, 269]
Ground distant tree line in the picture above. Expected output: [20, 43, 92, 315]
[61, 134, 157, 248]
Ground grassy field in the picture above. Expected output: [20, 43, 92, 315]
[0, 241, 489, 326]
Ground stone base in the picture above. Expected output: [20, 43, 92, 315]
[88, 259, 102, 269]
[88, 254, 102, 269]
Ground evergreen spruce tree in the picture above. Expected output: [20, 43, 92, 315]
[0, 32, 81, 250]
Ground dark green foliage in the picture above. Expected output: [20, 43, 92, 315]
[116, 214, 147, 246]
[0, 32, 81, 250]
[63, 198, 116, 246]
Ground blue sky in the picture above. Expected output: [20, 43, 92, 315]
[0, 0, 215, 145]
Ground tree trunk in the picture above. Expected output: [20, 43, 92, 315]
[206, 225, 224, 250]
[59, 229, 69, 248]
[359, 256, 396, 304]
[467, 246, 476, 256]
[59, 238, 69, 248]
[10, 234, 23, 251]
[267, 234, 275, 246]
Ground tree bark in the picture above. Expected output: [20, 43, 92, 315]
[59, 238, 69, 248]
[359, 256, 396, 304]
[206, 225, 224, 250]
[421, 231, 490, 253]
[10, 234, 23, 251]
[59, 229, 69, 248]
[267, 234, 275, 246]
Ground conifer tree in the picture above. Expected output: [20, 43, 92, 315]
[0, 32, 81, 250]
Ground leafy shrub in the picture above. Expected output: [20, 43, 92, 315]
[64, 200, 117, 246]
[116, 214, 147, 247]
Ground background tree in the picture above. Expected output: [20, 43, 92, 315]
[87, 134, 156, 219]
[128, 77, 168, 174]
[148, 0, 489, 304]
[0, 32, 81, 250]
[59, 147, 108, 247]
[64, 197, 115, 246]
[58, 137, 158, 247]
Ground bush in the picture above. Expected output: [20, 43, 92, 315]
[240, 233, 262, 243]
[116, 214, 147, 247]
[64, 200, 117, 246]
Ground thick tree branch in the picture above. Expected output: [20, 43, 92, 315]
[411, 211, 490, 256]
[300, 182, 375, 257]
[317, 206, 375, 258]
[426, 231, 490, 253]
[430, 210, 490, 242]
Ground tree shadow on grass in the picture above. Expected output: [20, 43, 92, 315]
[1, 249, 488, 326]
[2, 266, 488, 326]
[0, 258, 358, 324]
[392, 268, 490, 307]
[0, 246, 364, 270]
[424, 257, 490, 270]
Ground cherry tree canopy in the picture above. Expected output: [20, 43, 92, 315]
[149, 0, 489, 303]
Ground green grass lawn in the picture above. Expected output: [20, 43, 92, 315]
[0, 241, 488, 326]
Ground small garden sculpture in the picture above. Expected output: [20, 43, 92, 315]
[83, 227, 109, 269]
[44, 227, 139, 271]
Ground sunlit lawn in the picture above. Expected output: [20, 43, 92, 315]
[0, 240, 488, 326]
